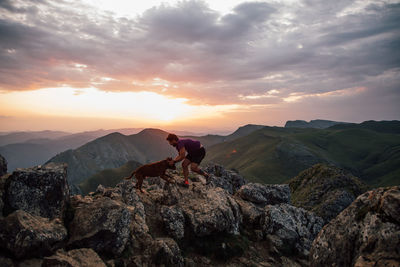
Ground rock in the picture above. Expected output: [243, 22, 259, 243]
[206, 174, 235, 194]
[0, 154, 7, 176]
[43, 248, 106, 267]
[0, 210, 67, 259]
[180, 187, 242, 237]
[114, 180, 142, 207]
[234, 197, 265, 240]
[0, 256, 13, 267]
[67, 197, 132, 257]
[161, 205, 185, 239]
[310, 186, 400, 267]
[109, 180, 153, 251]
[152, 238, 184, 267]
[4, 163, 70, 219]
[18, 258, 43, 266]
[262, 203, 324, 258]
[289, 163, 367, 222]
[0, 174, 10, 217]
[161, 182, 182, 205]
[205, 164, 247, 194]
[237, 183, 291, 205]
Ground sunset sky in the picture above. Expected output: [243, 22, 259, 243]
[0, 0, 399, 133]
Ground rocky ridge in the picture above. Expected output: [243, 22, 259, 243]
[0, 161, 326, 266]
[310, 186, 400, 266]
[289, 163, 368, 222]
[0, 159, 398, 266]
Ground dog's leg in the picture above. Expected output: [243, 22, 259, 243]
[135, 174, 147, 194]
[161, 174, 175, 184]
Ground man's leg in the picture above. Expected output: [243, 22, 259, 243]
[190, 163, 209, 178]
[182, 159, 191, 185]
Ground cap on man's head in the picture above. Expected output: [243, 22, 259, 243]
[166, 133, 179, 141]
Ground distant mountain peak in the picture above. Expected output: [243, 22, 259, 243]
[138, 128, 169, 135]
[285, 119, 350, 129]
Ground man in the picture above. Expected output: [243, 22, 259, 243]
[166, 133, 210, 187]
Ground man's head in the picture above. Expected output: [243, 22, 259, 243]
[166, 133, 179, 147]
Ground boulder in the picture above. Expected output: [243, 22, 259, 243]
[234, 197, 265, 240]
[67, 197, 132, 257]
[98, 181, 153, 251]
[161, 205, 185, 239]
[262, 203, 324, 258]
[43, 248, 106, 267]
[0, 210, 67, 259]
[0, 256, 13, 267]
[237, 183, 291, 205]
[310, 186, 400, 267]
[0, 174, 9, 217]
[17, 258, 43, 266]
[289, 163, 367, 222]
[205, 164, 247, 194]
[0, 154, 7, 176]
[4, 163, 70, 219]
[152, 238, 184, 267]
[180, 187, 242, 237]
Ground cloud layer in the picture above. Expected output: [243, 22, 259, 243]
[0, 0, 399, 115]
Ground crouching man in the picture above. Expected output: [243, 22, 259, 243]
[166, 133, 210, 187]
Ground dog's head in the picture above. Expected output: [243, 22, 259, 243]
[166, 157, 176, 170]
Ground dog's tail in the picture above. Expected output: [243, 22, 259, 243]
[124, 170, 136, 180]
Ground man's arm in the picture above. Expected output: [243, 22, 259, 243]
[174, 147, 186, 163]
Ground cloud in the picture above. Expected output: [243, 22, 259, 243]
[0, 0, 398, 118]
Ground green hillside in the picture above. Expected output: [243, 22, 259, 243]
[204, 121, 400, 187]
[79, 160, 142, 195]
[47, 129, 176, 185]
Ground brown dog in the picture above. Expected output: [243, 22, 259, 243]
[124, 157, 176, 193]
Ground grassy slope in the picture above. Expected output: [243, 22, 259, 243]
[204, 123, 400, 187]
[79, 160, 142, 195]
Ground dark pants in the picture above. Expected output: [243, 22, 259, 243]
[186, 147, 206, 164]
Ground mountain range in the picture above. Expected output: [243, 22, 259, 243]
[2, 120, 398, 193]
[0, 128, 143, 172]
[205, 120, 400, 187]
[46, 125, 265, 186]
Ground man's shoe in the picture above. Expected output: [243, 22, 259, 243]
[184, 180, 189, 188]
[179, 180, 189, 188]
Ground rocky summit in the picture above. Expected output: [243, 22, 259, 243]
[310, 186, 400, 267]
[289, 163, 368, 222]
[0, 160, 398, 266]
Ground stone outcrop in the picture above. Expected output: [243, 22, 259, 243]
[67, 196, 133, 257]
[151, 238, 184, 267]
[42, 248, 106, 267]
[289, 163, 367, 222]
[0, 154, 7, 176]
[4, 163, 70, 219]
[179, 187, 242, 237]
[237, 183, 291, 205]
[262, 204, 324, 258]
[205, 163, 247, 194]
[160, 205, 185, 239]
[0, 161, 389, 267]
[0, 210, 67, 259]
[310, 186, 400, 267]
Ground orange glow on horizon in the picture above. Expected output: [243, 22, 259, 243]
[0, 86, 239, 126]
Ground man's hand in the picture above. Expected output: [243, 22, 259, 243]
[174, 147, 186, 163]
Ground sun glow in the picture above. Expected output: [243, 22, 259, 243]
[0, 87, 236, 123]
